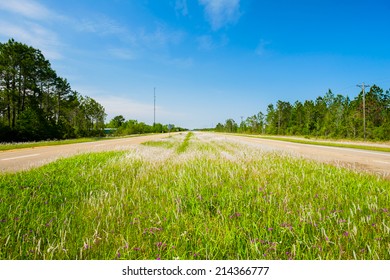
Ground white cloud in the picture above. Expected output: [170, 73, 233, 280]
[0, 20, 63, 60]
[0, 0, 67, 60]
[199, 0, 241, 30]
[98, 96, 155, 121]
[0, 0, 52, 20]
[93, 95, 185, 124]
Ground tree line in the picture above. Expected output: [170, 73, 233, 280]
[215, 86, 390, 140]
[106, 115, 187, 135]
[0, 39, 106, 142]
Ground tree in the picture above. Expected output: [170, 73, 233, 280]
[224, 119, 237, 133]
[108, 115, 125, 128]
[0, 38, 106, 141]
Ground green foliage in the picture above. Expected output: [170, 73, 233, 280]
[0, 39, 106, 142]
[106, 116, 187, 136]
[217, 87, 390, 140]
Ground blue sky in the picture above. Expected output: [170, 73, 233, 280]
[1, 0, 390, 129]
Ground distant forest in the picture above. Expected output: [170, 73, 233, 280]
[216, 86, 390, 140]
[0, 39, 106, 142]
[106, 115, 187, 135]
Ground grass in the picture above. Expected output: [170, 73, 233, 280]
[0, 132, 389, 260]
[233, 134, 390, 153]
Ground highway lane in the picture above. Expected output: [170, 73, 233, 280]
[1, 132, 389, 178]
[224, 134, 390, 178]
[0, 134, 173, 173]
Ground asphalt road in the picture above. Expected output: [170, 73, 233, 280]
[0, 134, 172, 173]
[225, 134, 390, 178]
[1, 132, 389, 178]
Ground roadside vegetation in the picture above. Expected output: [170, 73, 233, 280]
[214, 86, 390, 141]
[1, 132, 389, 260]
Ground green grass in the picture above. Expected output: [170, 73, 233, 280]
[233, 134, 390, 153]
[1, 132, 389, 260]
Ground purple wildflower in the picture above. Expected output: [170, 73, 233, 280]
[229, 212, 242, 219]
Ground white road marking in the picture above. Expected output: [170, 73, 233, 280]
[1, 154, 40, 161]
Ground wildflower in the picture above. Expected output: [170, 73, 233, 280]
[229, 212, 242, 219]
[156, 242, 167, 249]
[116, 252, 121, 258]
[343, 231, 349, 237]
[250, 238, 259, 244]
[83, 243, 90, 250]
[268, 227, 273, 231]
[133, 247, 141, 251]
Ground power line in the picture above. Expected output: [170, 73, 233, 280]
[356, 82, 370, 141]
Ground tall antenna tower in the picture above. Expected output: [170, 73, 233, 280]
[356, 82, 370, 141]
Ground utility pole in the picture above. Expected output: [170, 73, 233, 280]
[153, 87, 156, 127]
[357, 82, 370, 141]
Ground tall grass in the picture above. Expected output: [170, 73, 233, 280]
[0, 132, 389, 259]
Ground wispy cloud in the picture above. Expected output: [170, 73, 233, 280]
[138, 24, 185, 50]
[198, 0, 241, 30]
[108, 48, 137, 60]
[255, 39, 271, 56]
[196, 34, 228, 51]
[90, 95, 184, 124]
[0, 20, 63, 60]
[75, 15, 129, 38]
[175, 0, 189, 16]
[0, 0, 66, 60]
[0, 0, 52, 20]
